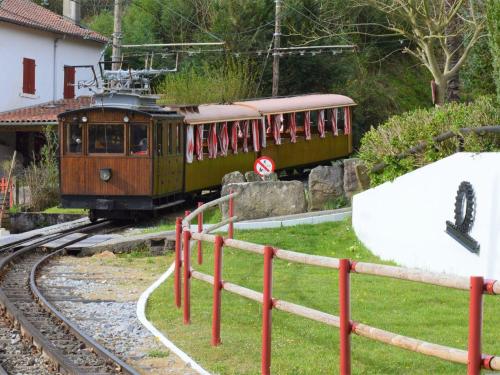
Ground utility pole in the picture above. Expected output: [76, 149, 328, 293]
[272, 0, 281, 97]
[112, 0, 122, 71]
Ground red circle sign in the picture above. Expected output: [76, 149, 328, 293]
[254, 156, 275, 177]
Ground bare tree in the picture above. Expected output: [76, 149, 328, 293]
[356, 0, 486, 105]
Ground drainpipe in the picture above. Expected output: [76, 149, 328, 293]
[53, 38, 60, 102]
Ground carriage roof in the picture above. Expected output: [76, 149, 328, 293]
[173, 94, 356, 125]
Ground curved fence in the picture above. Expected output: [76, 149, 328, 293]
[173, 195, 499, 375]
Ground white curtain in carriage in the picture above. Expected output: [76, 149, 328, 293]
[330, 108, 339, 136]
[344, 106, 352, 135]
[231, 121, 240, 154]
[242, 120, 249, 153]
[219, 122, 229, 156]
[272, 114, 282, 145]
[318, 110, 326, 138]
[195, 124, 204, 161]
[304, 111, 311, 140]
[252, 119, 261, 152]
[208, 123, 218, 159]
[289, 112, 297, 143]
[186, 125, 194, 163]
[261, 117, 266, 148]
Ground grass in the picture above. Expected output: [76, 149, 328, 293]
[146, 220, 500, 374]
[43, 206, 88, 215]
[142, 207, 222, 233]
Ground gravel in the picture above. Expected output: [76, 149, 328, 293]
[38, 259, 198, 375]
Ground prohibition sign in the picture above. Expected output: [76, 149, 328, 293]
[254, 156, 275, 177]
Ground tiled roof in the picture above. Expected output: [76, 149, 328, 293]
[0, 96, 94, 125]
[0, 0, 108, 43]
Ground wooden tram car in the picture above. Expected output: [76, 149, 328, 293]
[58, 93, 356, 220]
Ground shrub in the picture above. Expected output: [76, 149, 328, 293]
[156, 58, 257, 105]
[358, 96, 500, 186]
[24, 127, 60, 211]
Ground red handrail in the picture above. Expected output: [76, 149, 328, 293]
[174, 202, 500, 375]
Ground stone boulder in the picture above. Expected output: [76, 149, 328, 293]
[221, 181, 307, 220]
[222, 171, 246, 186]
[244, 171, 278, 182]
[308, 163, 344, 211]
[343, 158, 370, 199]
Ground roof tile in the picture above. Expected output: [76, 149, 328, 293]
[0, 0, 107, 43]
[0, 96, 93, 124]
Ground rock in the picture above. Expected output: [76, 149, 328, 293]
[343, 158, 370, 199]
[222, 171, 245, 186]
[92, 250, 116, 259]
[244, 171, 278, 182]
[308, 163, 344, 211]
[221, 181, 307, 220]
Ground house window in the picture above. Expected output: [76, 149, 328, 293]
[22, 58, 36, 95]
[64, 66, 75, 99]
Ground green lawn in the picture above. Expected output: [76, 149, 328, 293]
[146, 221, 500, 374]
[43, 206, 88, 215]
[142, 207, 223, 233]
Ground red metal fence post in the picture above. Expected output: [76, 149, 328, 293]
[174, 217, 182, 308]
[228, 191, 234, 239]
[262, 246, 274, 375]
[339, 259, 352, 375]
[197, 202, 203, 265]
[212, 235, 224, 346]
[183, 228, 192, 324]
[467, 276, 484, 375]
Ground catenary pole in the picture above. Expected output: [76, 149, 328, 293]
[272, 0, 282, 97]
[112, 0, 122, 71]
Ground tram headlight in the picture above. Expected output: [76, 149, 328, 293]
[100, 168, 112, 182]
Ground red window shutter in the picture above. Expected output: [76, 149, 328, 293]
[23, 58, 36, 95]
[64, 66, 75, 99]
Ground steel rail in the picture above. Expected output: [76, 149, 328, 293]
[0, 219, 101, 252]
[0, 219, 130, 375]
[31, 249, 140, 375]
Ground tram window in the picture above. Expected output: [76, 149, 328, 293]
[156, 123, 163, 156]
[176, 123, 182, 154]
[130, 124, 148, 155]
[88, 124, 124, 154]
[168, 123, 174, 154]
[67, 122, 83, 154]
[337, 108, 345, 132]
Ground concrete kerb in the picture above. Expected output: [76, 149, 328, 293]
[189, 208, 352, 233]
[136, 264, 211, 375]
[137, 207, 352, 374]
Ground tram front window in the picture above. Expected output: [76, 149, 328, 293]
[67, 122, 82, 153]
[88, 124, 124, 154]
[130, 124, 148, 155]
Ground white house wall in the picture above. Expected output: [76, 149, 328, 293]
[0, 22, 104, 112]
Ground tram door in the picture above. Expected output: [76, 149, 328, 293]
[154, 121, 168, 195]
[165, 120, 183, 192]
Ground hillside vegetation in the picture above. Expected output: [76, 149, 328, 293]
[358, 96, 500, 186]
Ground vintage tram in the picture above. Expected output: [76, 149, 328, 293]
[57, 93, 355, 220]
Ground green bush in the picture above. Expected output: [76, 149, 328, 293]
[24, 127, 60, 211]
[358, 96, 500, 186]
[156, 58, 257, 105]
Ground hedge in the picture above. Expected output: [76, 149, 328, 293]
[358, 96, 500, 186]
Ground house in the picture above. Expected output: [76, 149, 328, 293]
[0, 0, 107, 168]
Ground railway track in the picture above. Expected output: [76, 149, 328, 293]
[0, 221, 140, 375]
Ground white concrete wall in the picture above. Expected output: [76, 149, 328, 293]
[0, 22, 104, 112]
[353, 153, 500, 279]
